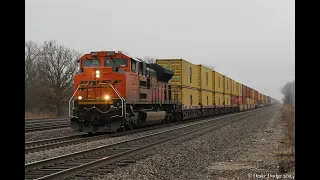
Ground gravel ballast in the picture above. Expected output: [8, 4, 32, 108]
[83, 105, 288, 180]
[26, 112, 246, 164]
[25, 127, 81, 142]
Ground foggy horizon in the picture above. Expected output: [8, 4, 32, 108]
[25, 0, 295, 101]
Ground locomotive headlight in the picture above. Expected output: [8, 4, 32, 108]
[104, 95, 110, 100]
[95, 70, 100, 78]
[78, 96, 82, 100]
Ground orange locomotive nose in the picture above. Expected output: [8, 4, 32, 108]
[74, 70, 126, 102]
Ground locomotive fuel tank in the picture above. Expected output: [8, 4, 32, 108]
[136, 110, 167, 127]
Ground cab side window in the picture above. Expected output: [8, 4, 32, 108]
[131, 60, 136, 72]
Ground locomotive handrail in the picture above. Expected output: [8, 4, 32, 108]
[69, 84, 82, 117]
[68, 83, 126, 118]
[106, 83, 126, 117]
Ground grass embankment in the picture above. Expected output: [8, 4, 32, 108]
[279, 105, 295, 175]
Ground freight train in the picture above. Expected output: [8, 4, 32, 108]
[69, 51, 276, 133]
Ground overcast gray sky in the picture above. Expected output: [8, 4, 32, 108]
[25, 0, 294, 101]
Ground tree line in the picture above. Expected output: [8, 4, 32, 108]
[281, 80, 295, 106]
[25, 40, 81, 116]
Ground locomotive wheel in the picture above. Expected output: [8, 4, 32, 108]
[169, 112, 175, 123]
[164, 113, 170, 124]
[126, 123, 134, 130]
[117, 126, 126, 132]
[167, 112, 172, 124]
[117, 119, 127, 132]
[176, 112, 183, 122]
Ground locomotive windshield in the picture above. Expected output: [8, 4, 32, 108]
[82, 59, 100, 67]
[104, 59, 127, 67]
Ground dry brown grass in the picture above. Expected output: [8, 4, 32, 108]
[282, 105, 295, 153]
[25, 112, 57, 119]
[25, 107, 69, 120]
[279, 105, 295, 174]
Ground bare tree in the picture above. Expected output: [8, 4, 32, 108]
[142, 56, 156, 64]
[25, 41, 41, 110]
[25, 41, 40, 84]
[36, 40, 81, 116]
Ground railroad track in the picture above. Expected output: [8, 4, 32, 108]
[25, 110, 249, 154]
[25, 133, 90, 154]
[25, 109, 260, 180]
[25, 115, 218, 154]
[25, 117, 70, 132]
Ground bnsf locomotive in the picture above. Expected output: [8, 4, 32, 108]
[69, 51, 275, 133]
[70, 51, 180, 133]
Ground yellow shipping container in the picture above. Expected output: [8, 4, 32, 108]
[261, 94, 265, 103]
[156, 59, 198, 88]
[213, 92, 224, 106]
[246, 97, 251, 105]
[224, 76, 231, 95]
[251, 89, 255, 99]
[247, 98, 253, 109]
[198, 90, 213, 106]
[171, 86, 199, 106]
[224, 94, 231, 106]
[249, 98, 254, 105]
[197, 65, 213, 91]
[212, 71, 223, 93]
[238, 83, 243, 97]
[231, 79, 237, 96]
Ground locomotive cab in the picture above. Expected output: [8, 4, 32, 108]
[70, 51, 133, 132]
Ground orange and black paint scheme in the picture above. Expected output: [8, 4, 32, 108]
[70, 51, 276, 133]
[70, 51, 178, 133]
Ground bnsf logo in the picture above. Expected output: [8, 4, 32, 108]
[80, 80, 123, 86]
